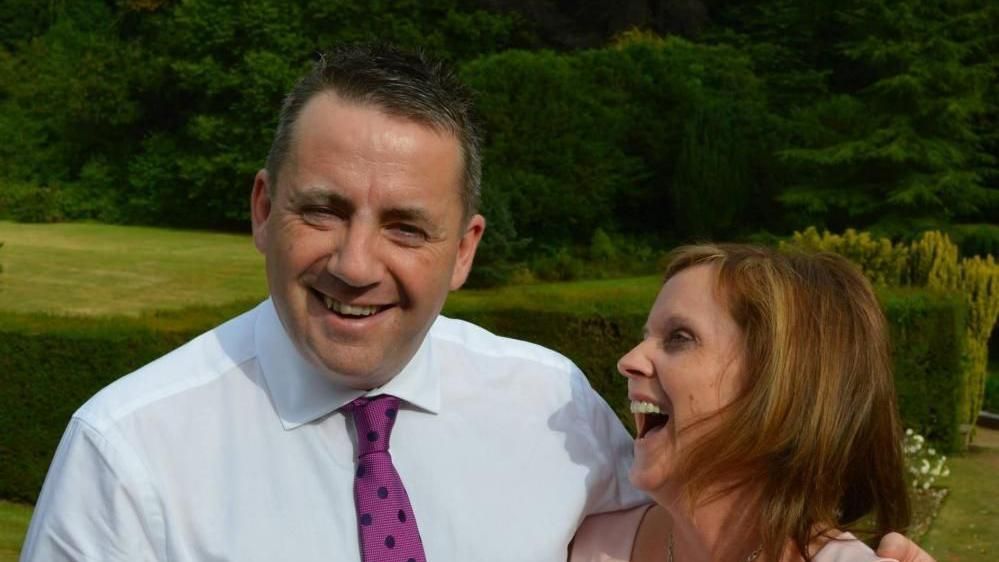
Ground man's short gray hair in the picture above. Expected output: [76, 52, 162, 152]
[265, 44, 482, 218]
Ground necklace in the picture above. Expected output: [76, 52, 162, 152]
[666, 530, 762, 562]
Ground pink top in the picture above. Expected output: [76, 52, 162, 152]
[570, 504, 897, 562]
[570, 504, 653, 562]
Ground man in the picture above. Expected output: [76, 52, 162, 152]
[21, 44, 932, 562]
[21, 44, 640, 562]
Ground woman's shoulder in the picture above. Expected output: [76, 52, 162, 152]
[569, 504, 655, 562]
[813, 532, 898, 562]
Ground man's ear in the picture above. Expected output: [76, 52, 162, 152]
[449, 214, 486, 290]
[251, 169, 273, 254]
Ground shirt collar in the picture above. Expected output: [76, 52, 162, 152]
[254, 298, 441, 430]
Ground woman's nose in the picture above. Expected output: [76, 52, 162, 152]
[617, 341, 653, 379]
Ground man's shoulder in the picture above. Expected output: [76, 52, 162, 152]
[75, 303, 262, 432]
[428, 315, 579, 375]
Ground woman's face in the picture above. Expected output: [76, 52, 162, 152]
[618, 264, 747, 494]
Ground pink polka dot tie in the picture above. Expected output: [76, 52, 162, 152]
[348, 395, 426, 562]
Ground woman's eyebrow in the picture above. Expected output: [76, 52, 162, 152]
[642, 314, 690, 339]
[658, 313, 698, 335]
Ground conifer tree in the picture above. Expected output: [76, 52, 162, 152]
[779, 0, 997, 234]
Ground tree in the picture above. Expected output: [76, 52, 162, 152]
[778, 0, 997, 235]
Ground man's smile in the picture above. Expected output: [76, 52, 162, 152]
[309, 288, 395, 320]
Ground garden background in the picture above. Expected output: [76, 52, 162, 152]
[1, 1, 997, 560]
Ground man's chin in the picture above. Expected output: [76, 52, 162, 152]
[307, 349, 397, 390]
[323, 369, 395, 391]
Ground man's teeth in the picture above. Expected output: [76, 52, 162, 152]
[322, 296, 379, 317]
[630, 401, 663, 414]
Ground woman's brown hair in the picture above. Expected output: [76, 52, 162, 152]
[663, 244, 910, 561]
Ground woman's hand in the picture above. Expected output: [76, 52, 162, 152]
[876, 532, 936, 562]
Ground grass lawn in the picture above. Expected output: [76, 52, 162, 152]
[0, 220, 659, 318]
[0, 501, 31, 562]
[920, 427, 999, 561]
[0, 221, 266, 316]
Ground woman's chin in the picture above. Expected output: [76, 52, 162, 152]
[628, 455, 673, 494]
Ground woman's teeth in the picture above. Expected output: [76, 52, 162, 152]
[631, 401, 670, 438]
[630, 401, 664, 414]
[322, 296, 380, 317]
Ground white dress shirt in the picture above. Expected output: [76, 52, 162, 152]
[21, 299, 644, 562]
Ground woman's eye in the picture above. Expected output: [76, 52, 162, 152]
[664, 330, 694, 349]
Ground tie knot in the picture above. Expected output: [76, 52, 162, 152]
[348, 395, 400, 456]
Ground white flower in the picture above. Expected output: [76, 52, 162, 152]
[901, 429, 950, 493]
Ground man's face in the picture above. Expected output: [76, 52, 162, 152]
[251, 92, 484, 389]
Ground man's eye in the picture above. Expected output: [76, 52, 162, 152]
[301, 207, 341, 225]
[389, 224, 428, 242]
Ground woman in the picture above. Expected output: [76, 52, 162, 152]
[572, 244, 911, 561]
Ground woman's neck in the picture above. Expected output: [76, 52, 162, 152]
[634, 485, 764, 562]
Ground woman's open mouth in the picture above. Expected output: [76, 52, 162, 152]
[631, 401, 670, 439]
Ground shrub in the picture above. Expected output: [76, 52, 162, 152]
[530, 246, 585, 282]
[0, 182, 65, 223]
[453, 308, 646, 428]
[949, 223, 999, 258]
[0, 287, 965, 502]
[784, 227, 909, 286]
[0, 302, 256, 503]
[785, 228, 999, 448]
[882, 288, 967, 451]
[903, 429, 950, 493]
[985, 369, 999, 413]
[589, 228, 618, 262]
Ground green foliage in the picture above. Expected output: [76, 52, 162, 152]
[0, 303, 254, 503]
[462, 32, 777, 270]
[785, 228, 999, 448]
[454, 309, 645, 428]
[0, 281, 968, 502]
[949, 224, 999, 258]
[0, 183, 64, 223]
[589, 228, 617, 262]
[784, 227, 909, 286]
[882, 289, 967, 451]
[903, 429, 951, 493]
[530, 246, 586, 282]
[463, 48, 641, 244]
[0, 0, 530, 229]
[985, 368, 999, 413]
[777, 0, 997, 233]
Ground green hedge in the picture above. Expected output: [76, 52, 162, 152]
[985, 368, 999, 413]
[0, 290, 966, 503]
[0, 303, 257, 504]
[881, 290, 968, 451]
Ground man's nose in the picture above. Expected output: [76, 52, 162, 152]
[327, 225, 384, 288]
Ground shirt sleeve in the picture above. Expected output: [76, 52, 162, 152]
[566, 366, 650, 517]
[20, 417, 162, 562]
